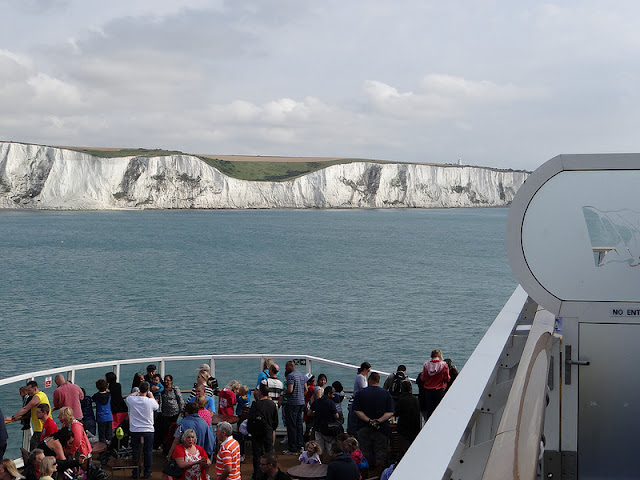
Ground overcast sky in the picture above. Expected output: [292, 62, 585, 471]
[2, 0, 640, 170]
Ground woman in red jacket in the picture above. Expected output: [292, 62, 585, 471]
[420, 349, 450, 422]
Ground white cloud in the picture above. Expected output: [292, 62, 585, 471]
[363, 76, 544, 121]
[27, 73, 85, 109]
[0, 49, 33, 80]
[2, 1, 640, 170]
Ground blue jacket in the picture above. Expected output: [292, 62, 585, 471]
[178, 413, 215, 454]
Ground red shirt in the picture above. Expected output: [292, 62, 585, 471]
[172, 443, 209, 480]
[218, 389, 237, 416]
[40, 416, 59, 440]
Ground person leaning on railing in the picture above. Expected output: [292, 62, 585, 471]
[5, 381, 51, 450]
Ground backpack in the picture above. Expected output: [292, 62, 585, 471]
[246, 410, 268, 439]
[320, 420, 344, 437]
[390, 372, 407, 399]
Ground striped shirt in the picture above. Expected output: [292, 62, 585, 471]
[261, 378, 284, 405]
[286, 369, 306, 406]
[215, 436, 241, 480]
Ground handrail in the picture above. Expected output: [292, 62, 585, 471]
[1, 354, 392, 432]
[4, 413, 29, 425]
[481, 307, 555, 479]
[0, 354, 390, 387]
[393, 286, 530, 479]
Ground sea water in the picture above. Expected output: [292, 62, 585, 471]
[0, 208, 517, 452]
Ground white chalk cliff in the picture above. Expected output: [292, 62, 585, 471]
[0, 142, 528, 210]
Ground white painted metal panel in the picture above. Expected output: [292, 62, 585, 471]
[578, 323, 640, 479]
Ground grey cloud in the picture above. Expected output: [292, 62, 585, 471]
[3, 1, 640, 170]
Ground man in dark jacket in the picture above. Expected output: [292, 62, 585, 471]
[383, 365, 412, 405]
[394, 380, 421, 457]
[255, 452, 292, 480]
[249, 382, 279, 477]
[326, 442, 359, 480]
[310, 385, 339, 461]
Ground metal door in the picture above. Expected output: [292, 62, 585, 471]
[579, 323, 640, 479]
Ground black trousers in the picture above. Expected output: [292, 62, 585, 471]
[251, 431, 273, 475]
[423, 388, 446, 421]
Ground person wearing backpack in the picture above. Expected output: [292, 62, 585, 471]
[247, 382, 279, 478]
[383, 365, 411, 406]
[310, 385, 341, 462]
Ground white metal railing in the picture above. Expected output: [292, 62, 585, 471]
[393, 285, 544, 479]
[1, 354, 392, 464]
[481, 307, 555, 479]
[0, 354, 391, 388]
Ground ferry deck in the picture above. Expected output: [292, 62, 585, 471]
[3, 153, 640, 479]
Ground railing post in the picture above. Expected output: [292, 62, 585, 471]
[210, 359, 215, 379]
[67, 370, 75, 384]
[114, 363, 120, 382]
[159, 360, 166, 378]
[22, 427, 32, 453]
[306, 359, 312, 376]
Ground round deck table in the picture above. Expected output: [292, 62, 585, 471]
[287, 463, 328, 479]
[210, 414, 239, 425]
[90, 441, 107, 453]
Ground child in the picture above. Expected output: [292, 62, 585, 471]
[235, 385, 250, 415]
[303, 375, 316, 439]
[299, 440, 322, 464]
[92, 379, 113, 445]
[331, 381, 346, 423]
[196, 395, 212, 426]
[304, 375, 316, 406]
[336, 432, 350, 451]
[79, 387, 96, 436]
[344, 436, 369, 470]
[149, 373, 164, 401]
[235, 385, 250, 462]
[219, 380, 239, 416]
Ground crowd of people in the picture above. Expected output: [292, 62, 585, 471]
[0, 352, 459, 480]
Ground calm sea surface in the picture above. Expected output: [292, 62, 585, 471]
[0, 208, 516, 375]
[0, 208, 517, 453]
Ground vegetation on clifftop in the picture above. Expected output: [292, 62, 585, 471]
[64, 147, 387, 182]
[54, 146, 529, 182]
[198, 157, 385, 181]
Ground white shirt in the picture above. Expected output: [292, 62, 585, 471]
[126, 394, 159, 432]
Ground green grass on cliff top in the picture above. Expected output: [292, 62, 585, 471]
[65, 147, 389, 182]
[61, 146, 527, 182]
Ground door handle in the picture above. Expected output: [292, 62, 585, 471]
[565, 345, 589, 385]
[566, 359, 590, 366]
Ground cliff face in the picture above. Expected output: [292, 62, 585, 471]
[0, 142, 528, 209]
